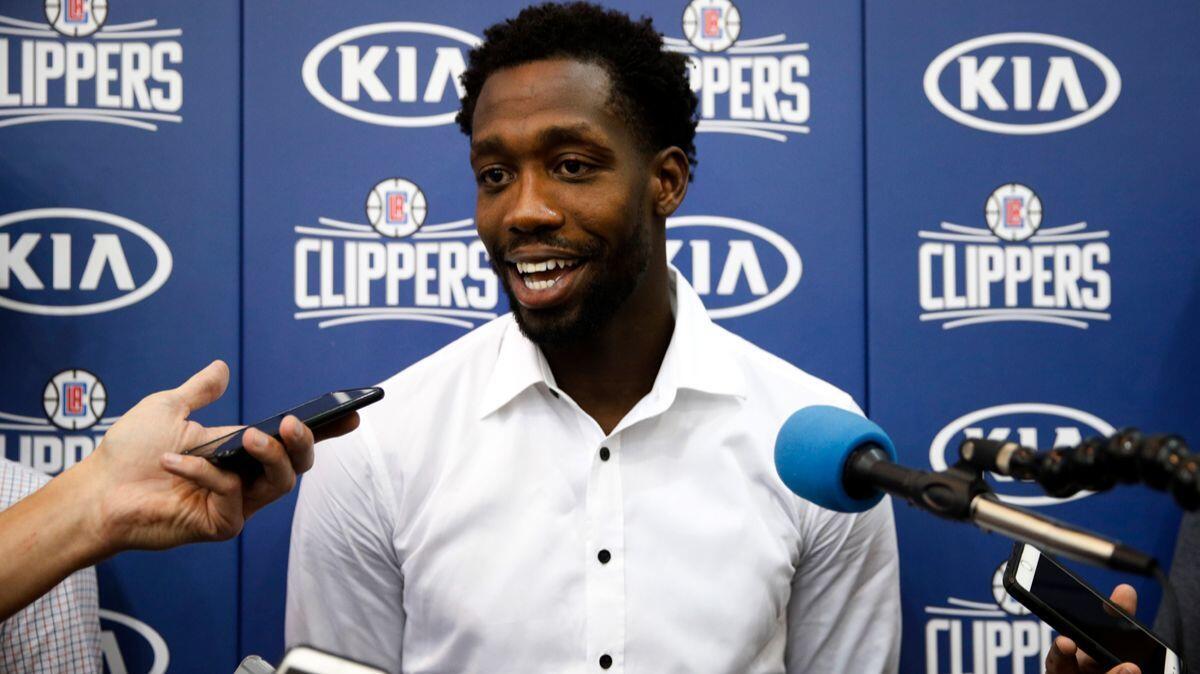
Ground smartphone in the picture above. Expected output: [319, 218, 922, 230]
[275, 646, 388, 674]
[1003, 542, 1183, 674]
[183, 388, 383, 480]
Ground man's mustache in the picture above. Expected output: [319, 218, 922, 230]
[489, 234, 603, 261]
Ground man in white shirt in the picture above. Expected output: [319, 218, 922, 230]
[285, 3, 901, 672]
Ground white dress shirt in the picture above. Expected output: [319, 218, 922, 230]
[286, 269, 900, 674]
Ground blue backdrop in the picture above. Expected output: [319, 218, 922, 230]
[1, 0, 1195, 672]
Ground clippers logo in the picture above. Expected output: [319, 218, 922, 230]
[666, 215, 802, 318]
[929, 403, 1115, 506]
[924, 561, 1054, 674]
[918, 183, 1111, 330]
[682, 0, 740, 53]
[367, 178, 426, 239]
[99, 609, 169, 674]
[44, 369, 106, 430]
[46, 0, 107, 37]
[0, 208, 173, 316]
[0, 3, 184, 131]
[293, 179, 499, 330]
[924, 33, 1121, 135]
[986, 183, 1041, 242]
[302, 22, 480, 127]
[666, 1, 809, 142]
[1, 368, 115, 475]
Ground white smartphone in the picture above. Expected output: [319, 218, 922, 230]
[1003, 543, 1183, 674]
[275, 646, 388, 674]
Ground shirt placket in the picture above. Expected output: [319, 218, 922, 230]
[585, 432, 626, 672]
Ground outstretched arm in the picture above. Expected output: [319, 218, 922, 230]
[0, 360, 357, 620]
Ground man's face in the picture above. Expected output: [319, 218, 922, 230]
[469, 59, 657, 345]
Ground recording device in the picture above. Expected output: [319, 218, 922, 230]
[184, 388, 383, 480]
[275, 646, 388, 674]
[959, 431, 1200, 510]
[773, 405, 1157, 574]
[1003, 542, 1184, 674]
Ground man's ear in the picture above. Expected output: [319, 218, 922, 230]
[650, 146, 690, 218]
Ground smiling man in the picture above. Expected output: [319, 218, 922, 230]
[285, 4, 900, 673]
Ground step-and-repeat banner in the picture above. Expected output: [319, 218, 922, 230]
[1, 0, 1195, 672]
[0, 1, 241, 672]
[867, 3, 1199, 672]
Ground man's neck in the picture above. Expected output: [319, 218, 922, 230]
[541, 266, 674, 435]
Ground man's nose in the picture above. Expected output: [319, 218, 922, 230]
[502, 173, 564, 234]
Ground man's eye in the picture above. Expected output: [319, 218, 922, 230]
[478, 168, 510, 186]
[557, 159, 591, 177]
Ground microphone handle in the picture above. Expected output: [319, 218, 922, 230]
[970, 495, 1156, 575]
[847, 445, 979, 520]
[848, 445, 1158, 575]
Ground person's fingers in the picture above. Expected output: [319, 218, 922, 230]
[160, 453, 241, 496]
[1046, 636, 1078, 673]
[312, 412, 360, 443]
[241, 426, 298, 497]
[278, 416, 316, 474]
[1108, 664, 1140, 674]
[170, 360, 230, 413]
[189, 424, 244, 449]
[1110, 583, 1137, 615]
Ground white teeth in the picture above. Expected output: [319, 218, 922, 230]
[522, 277, 558, 290]
[514, 258, 579, 275]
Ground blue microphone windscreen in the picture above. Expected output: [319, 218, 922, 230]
[774, 405, 897, 513]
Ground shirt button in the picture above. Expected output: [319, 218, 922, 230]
[599, 447, 610, 461]
[599, 654, 613, 669]
[597, 549, 611, 564]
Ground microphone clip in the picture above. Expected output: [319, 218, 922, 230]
[850, 447, 996, 522]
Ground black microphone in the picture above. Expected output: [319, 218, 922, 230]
[774, 405, 1158, 575]
[959, 430, 1200, 510]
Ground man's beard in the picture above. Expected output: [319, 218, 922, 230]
[492, 220, 652, 347]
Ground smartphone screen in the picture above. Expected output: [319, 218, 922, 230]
[1010, 545, 1181, 673]
[185, 388, 381, 463]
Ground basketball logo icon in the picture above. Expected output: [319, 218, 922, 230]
[45, 0, 108, 38]
[43, 369, 107, 431]
[985, 183, 1042, 242]
[366, 178, 427, 239]
[682, 0, 741, 53]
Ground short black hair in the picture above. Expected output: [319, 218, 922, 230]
[457, 2, 698, 180]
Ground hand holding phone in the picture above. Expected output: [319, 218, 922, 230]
[1046, 582, 1140, 674]
[183, 388, 383, 480]
[1004, 542, 1184, 674]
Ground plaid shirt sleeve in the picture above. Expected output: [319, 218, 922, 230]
[0, 460, 101, 674]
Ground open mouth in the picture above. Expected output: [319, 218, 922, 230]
[505, 254, 587, 309]
[513, 258, 581, 289]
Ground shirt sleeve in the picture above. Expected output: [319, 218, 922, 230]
[784, 497, 901, 674]
[0, 560, 100, 673]
[0, 462, 100, 673]
[285, 423, 406, 673]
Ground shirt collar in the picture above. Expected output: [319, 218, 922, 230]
[478, 265, 746, 419]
